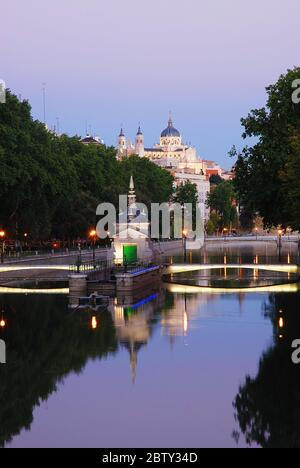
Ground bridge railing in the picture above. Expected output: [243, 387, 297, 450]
[69, 257, 161, 278]
[165, 254, 300, 266]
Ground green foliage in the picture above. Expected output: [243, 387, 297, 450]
[172, 181, 199, 232]
[207, 181, 237, 229]
[234, 293, 300, 448]
[0, 295, 118, 446]
[239, 208, 255, 231]
[233, 67, 300, 227]
[173, 181, 199, 206]
[0, 90, 174, 239]
[209, 174, 223, 186]
[206, 212, 221, 234]
[280, 129, 300, 230]
[118, 155, 174, 209]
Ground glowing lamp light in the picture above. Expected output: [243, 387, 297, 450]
[182, 230, 188, 237]
[91, 316, 98, 329]
[0, 319, 6, 328]
[278, 229, 283, 236]
[89, 229, 97, 238]
[0, 230, 5, 239]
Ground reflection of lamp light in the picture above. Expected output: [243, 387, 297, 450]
[279, 317, 284, 328]
[91, 316, 98, 329]
[183, 312, 188, 336]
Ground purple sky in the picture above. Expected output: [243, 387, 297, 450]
[1, 0, 299, 167]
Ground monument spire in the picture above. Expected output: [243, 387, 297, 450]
[128, 175, 137, 220]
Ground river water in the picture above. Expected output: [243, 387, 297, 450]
[1, 245, 300, 448]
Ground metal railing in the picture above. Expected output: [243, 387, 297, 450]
[69, 257, 161, 277]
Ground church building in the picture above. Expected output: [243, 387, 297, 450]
[116, 116, 211, 220]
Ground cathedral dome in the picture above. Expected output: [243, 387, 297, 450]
[161, 117, 180, 138]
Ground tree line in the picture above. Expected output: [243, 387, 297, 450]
[0, 91, 174, 241]
[232, 67, 300, 231]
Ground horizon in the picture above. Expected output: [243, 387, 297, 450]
[2, 0, 300, 169]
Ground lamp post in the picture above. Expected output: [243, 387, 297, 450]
[278, 229, 283, 261]
[182, 229, 188, 262]
[89, 229, 97, 268]
[255, 227, 258, 241]
[223, 227, 228, 240]
[0, 230, 6, 264]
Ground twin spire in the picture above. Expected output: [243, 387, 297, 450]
[119, 125, 143, 137]
[120, 114, 173, 138]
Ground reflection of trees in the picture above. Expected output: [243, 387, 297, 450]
[0, 295, 118, 447]
[233, 293, 300, 448]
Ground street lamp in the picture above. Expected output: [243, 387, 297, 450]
[223, 227, 228, 240]
[89, 229, 97, 268]
[182, 229, 188, 262]
[278, 229, 283, 258]
[255, 227, 258, 241]
[0, 230, 6, 264]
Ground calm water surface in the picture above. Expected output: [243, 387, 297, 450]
[1, 246, 300, 448]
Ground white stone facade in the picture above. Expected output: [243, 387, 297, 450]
[117, 117, 211, 221]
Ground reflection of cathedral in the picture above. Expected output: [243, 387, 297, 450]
[110, 296, 159, 383]
[116, 116, 210, 220]
[160, 293, 209, 341]
[109, 290, 216, 382]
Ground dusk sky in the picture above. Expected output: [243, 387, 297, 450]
[1, 0, 299, 167]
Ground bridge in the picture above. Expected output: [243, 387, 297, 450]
[165, 282, 299, 294]
[0, 256, 299, 295]
[166, 263, 300, 275]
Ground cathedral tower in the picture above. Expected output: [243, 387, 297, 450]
[135, 125, 144, 158]
[118, 127, 126, 151]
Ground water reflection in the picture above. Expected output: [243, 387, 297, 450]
[233, 292, 300, 448]
[110, 294, 162, 383]
[1, 244, 300, 448]
[0, 295, 118, 447]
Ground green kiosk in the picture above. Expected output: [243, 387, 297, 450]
[123, 244, 138, 264]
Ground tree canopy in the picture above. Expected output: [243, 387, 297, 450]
[232, 67, 300, 228]
[0, 90, 174, 239]
[207, 180, 237, 230]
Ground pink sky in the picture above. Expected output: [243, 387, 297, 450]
[1, 0, 299, 166]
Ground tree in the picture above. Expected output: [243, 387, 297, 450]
[173, 181, 199, 206]
[232, 67, 300, 227]
[207, 180, 237, 230]
[205, 212, 221, 235]
[0, 90, 174, 241]
[239, 208, 255, 231]
[280, 129, 300, 230]
[209, 174, 223, 186]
